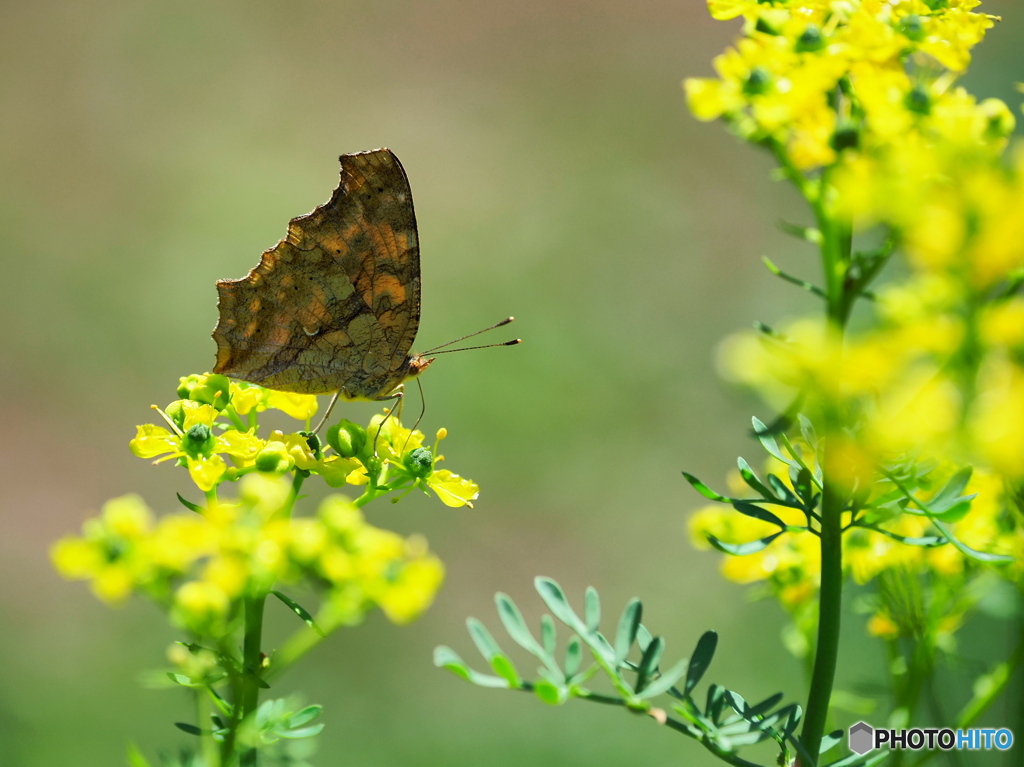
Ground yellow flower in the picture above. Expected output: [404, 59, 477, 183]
[129, 401, 265, 491]
[426, 470, 480, 508]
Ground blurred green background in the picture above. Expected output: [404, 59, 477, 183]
[2, 1, 1022, 765]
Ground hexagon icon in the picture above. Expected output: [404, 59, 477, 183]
[848, 721, 874, 755]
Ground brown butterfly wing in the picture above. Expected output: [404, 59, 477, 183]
[212, 149, 421, 396]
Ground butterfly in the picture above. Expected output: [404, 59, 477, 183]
[212, 148, 517, 423]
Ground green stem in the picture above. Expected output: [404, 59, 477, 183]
[197, 687, 220, 767]
[798, 159, 853, 765]
[800, 481, 844, 764]
[239, 593, 267, 766]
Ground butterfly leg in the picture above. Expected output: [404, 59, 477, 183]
[311, 391, 343, 435]
[371, 389, 405, 455]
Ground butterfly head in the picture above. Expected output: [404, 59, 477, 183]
[407, 353, 436, 379]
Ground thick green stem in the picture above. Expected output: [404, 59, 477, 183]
[239, 593, 267, 766]
[798, 167, 853, 765]
[800, 482, 844, 764]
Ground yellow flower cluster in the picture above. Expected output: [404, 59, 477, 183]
[128, 372, 479, 506]
[687, 0, 1001, 169]
[51, 475, 446, 628]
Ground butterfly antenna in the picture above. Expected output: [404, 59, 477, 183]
[421, 317, 517, 354]
[312, 391, 342, 435]
[427, 338, 522, 354]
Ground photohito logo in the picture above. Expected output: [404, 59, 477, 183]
[848, 722, 1014, 755]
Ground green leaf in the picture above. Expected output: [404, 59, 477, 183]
[731, 501, 787, 529]
[747, 692, 784, 717]
[286, 705, 323, 728]
[797, 414, 818, 451]
[782, 704, 802, 740]
[490, 654, 521, 687]
[762, 255, 826, 298]
[932, 518, 1015, 563]
[636, 624, 654, 652]
[684, 631, 718, 695]
[433, 646, 510, 688]
[535, 578, 582, 629]
[851, 522, 945, 547]
[767, 474, 801, 507]
[707, 531, 784, 556]
[614, 599, 642, 665]
[584, 586, 601, 632]
[794, 467, 815, 507]
[174, 722, 204, 736]
[635, 636, 664, 692]
[271, 591, 325, 637]
[280, 723, 325, 739]
[752, 417, 791, 464]
[467, 618, 502, 661]
[176, 493, 204, 513]
[564, 636, 582, 679]
[682, 472, 732, 503]
[166, 672, 198, 687]
[820, 729, 844, 753]
[927, 466, 973, 513]
[736, 457, 776, 502]
[532, 679, 565, 705]
[705, 684, 727, 723]
[540, 614, 557, 658]
[637, 658, 688, 700]
[495, 593, 541, 655]
[778, 221, 823, 244]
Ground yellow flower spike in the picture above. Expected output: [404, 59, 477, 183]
[426, 469, 480, 508]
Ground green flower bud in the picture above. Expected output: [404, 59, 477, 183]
[403, 447, 434, 479]
[165, 400, 187, 430]
[831, 120, 860, 152]
[183, 423, 215, 457]
[904, 84, 931, 116]
[899, 15, 925, 42]
[981, 99, 1015, 141]
[743, 67, 771, 97]
[254, 442, 294, 473]
[795, 25, 825, 53]
[177, 374, 231, 409]
[327, 420, 367, 458]
[302, 431, 323, 459]
[922, 0, 948, 10]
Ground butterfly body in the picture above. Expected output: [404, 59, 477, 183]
[213, 149, 431, 400]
